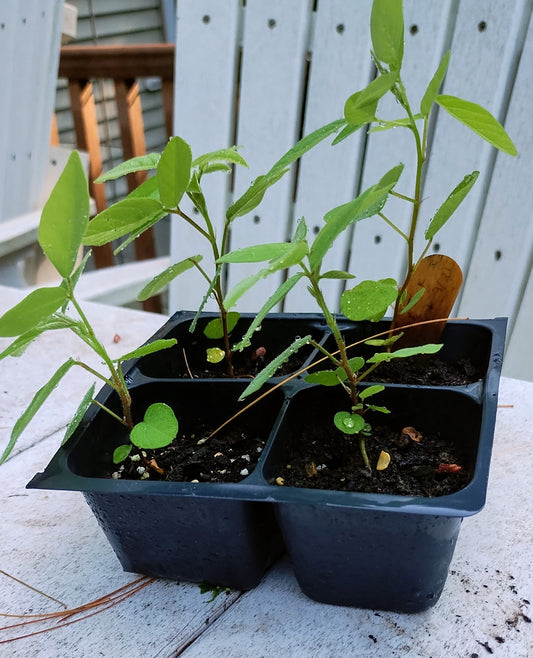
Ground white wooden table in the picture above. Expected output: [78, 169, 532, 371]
[0, 285, 531, 657]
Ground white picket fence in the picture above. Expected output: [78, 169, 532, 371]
[171, 0, 533, 381]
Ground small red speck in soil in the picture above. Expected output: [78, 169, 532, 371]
[435, 462, 462, 474]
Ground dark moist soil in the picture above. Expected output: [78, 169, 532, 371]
[365, 353, 483, 386]
[113, 423, 267, 484]
[276, 422, 471, 497]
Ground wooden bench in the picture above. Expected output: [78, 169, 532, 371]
[170, 0, 533, 381]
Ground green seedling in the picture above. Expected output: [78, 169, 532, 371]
[219, 212, 441, 470]
[84, 120, 348, 376]
[0, 152, 178, 467]
[339, 0, 517, 330]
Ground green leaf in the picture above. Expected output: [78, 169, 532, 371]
[400, 287, 425, 314]
[347, 356, 366, 372]
[364, 333, 402, 347]
[0, 359, 76, 464]
[39, 151, 89, 278]
[340, 278, 398, 322]
[128, 176, 160, 200]
[420, 51, 450, 117]
[227, 119, 346, 222]
[70, 249, 93, 294]
[344, 73, 398, 125]
[424, 171, 479, 241]
[217, 242, 296, 264]
[239, 335, 311, 400]
[436, 95, 517, 155]
[292, 217, 308, 242]
[62, 384, 96, 445]
[334, 411, 365, 435]
[190, 265, 222, 333]
[359, 384, 385, 400]
[0, 316, 79, 360]
[113, 444, 132, 464]
[0, 287, 67, 337]
[367, 343, 442, 364]
[115, 338, 177, 363]
[203, 312, 240, 339]
[305, 370, 343, 386]
[223, 241, 308, 310]
[233, 273, 304, 351]
[192, 147, 248, 170]
[130, 403, 178, 450]
[157, 136, 193, 207]
[310, 168, 400, 272]
[366, 404, 390, 414]
[206, 347, 225, 363]
[371, 0, 404, 69]
[331, 122, 365, 145]
[137, 255, 202, 301]
[83, 198, 165, 246]
[320, 270, 356, 280]
[94, 153, 161, 183]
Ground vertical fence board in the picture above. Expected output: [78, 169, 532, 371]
[224, 0, 313, 311]
[169, 0, 240, 311]
[283, 0, 374, 312]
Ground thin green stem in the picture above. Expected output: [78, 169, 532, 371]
[389, 190, 416, 204]
[308, 340, 342, 368]
[91, 400, 129, 427]
[378, 212, 409, 242]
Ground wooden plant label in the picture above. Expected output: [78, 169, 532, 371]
[395, 254, 463, 345]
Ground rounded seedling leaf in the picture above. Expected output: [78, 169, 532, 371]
[334, 411, 365, 435]
[113, 444, 132, 464]
[39, 151, 89, 278]
[157, 136, 193, 208]
[206, 347, 226, 364]
[435, 95, 517, 155]
[0, 287, 67, 337]
[376, 450, 391, 470]
[203, 312, 240, 339]
[359, 384, 385, 400]
[305, 370, 342, 387]
[130, 403, 178, 450]
[340, 278, 397, 322]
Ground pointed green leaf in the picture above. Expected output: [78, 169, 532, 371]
[217, 242, 295, 264]
[130, 403, 178, 450]
[0, 287, 67, 337]
[0, 359, 76, 464]
[344, 73, 398, 125]
[95, 153, 161, 183]
[366, 404, 390, 414]
[371, 0, 404, 69]
[190, 265, 222, 333]
[364, 334, 402, 347]
[115, 338, 177, 363]
[359, 384, 385, 400]
[227, 119, 346, 222]
[292, 216, 308, 242]
[192, 147, 248, 170]
[367, 343, 442, 364]
[320, 270, 356, 280]
[157, 136, 193, 207]
[233, 273, 304, 351]
[83, 198, 165, 246]
[420, 51, 450, 117]
[400, 287, 425, 314]
[331, 122, 365, 145]
[425, 171, 479, 241]
[334, 411, 365, 435]
[224, 241, 308, 310]
[137, 255, 203, 301]
[436, 95, 517, 155]
[128, 176, 160, 199]
[39, 151, 89, 278]
[239, 335, 312, 400]
[203, 312, 240, 339]
[340, 278, 398, 322]
[62, 383, 96, 445]
[0, 316, 76, 360]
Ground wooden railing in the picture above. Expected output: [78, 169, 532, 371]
[53, 43, 175, 311]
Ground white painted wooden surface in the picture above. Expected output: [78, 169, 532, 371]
[0, 1, 63, 223]
[171, 0, 533, 379]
